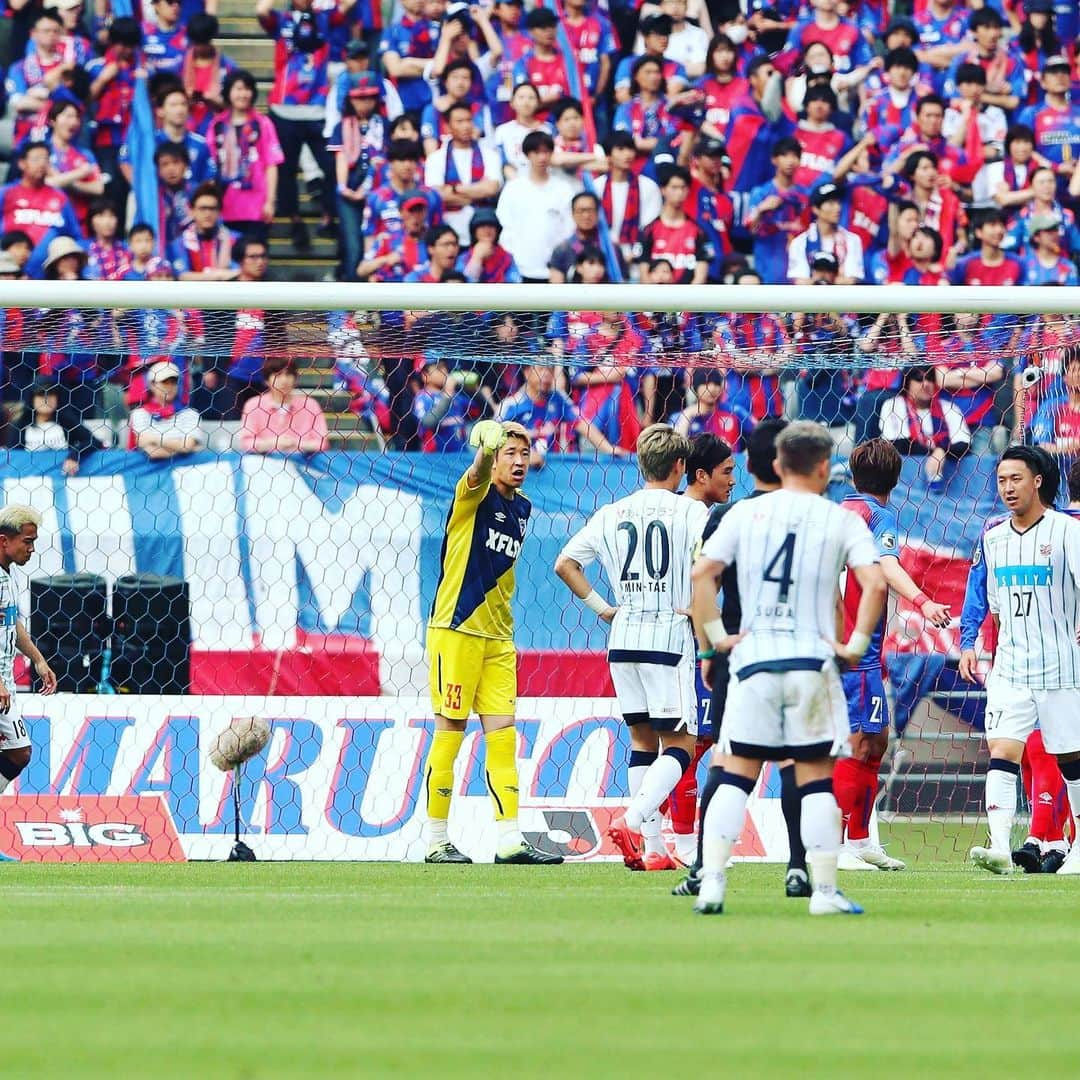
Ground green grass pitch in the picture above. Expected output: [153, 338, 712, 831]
[7, 846, 1080, 1079]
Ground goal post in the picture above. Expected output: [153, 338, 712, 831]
[0, 282, 1074, 862]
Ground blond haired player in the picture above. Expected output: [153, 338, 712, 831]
[555, 424, 708, 869]
[422, 420, 563, 865]
[0, 506, 57, 796]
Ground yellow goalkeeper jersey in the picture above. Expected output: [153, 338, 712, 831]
[428, 469, 531, 641]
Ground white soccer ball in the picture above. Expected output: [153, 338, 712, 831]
[209, 717, 272, 771]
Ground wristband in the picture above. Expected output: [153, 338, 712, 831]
[337, 183, 348, 194]
[697, 649, 716, 660]
[704, 618, 726, 647]
[846, 631, 872, 659]
[913, 591, 930, 609]
[582, 590, 612, 616]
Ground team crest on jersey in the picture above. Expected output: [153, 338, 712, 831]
[518, 518, 527, 535]
[1040, 544, 1053, 556]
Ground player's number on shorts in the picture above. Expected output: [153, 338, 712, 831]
[1012, 590, 1033, 617]
[762, 531, 797, 603]
[10, 716, 25, 740]
[869, 696, 882, 727]
[444, 684, 462, 711]
[617, 520, 671, 582]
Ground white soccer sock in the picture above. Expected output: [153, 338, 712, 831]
[673, 831, 698, 865]
[802, 790, 842, 896]
[428, 819, 449, 847]
[701, 780, 749, 876]
[628, 763, 651, 800]
[986, 766, 1018, 855]
[640, 813, 665, 856]
[625, 751, 687, 831]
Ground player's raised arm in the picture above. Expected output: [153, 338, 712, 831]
[466, 419, 507, 488]
[15, 620, 55, 695]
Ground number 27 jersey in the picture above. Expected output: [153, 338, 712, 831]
[560, 489, 708, 662]
[983, 510, 1080, 690]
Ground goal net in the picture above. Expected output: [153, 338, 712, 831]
[0, 281, 1074, 863]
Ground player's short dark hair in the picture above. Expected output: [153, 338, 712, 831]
[1000, 445, 1051, 499]
[850, 438, 902, 498]
[746, 418, 787, 484]
[687, 433, 732, 480]
[522, 130, 555, 155]
[776, 421, 833, 477]
[1067, 460, 1080, 504]
[915, 93, 945, 114]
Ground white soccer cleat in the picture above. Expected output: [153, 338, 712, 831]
[970, 846, 1014, 875]
[848, 843, 906, 871]
[837, 845, 879, 871]
[808, 889, 864, 916]
[1055, 845, 1080, 876]
[693, 872, 726, 915]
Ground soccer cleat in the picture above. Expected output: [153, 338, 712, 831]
[785, 868, 812, 898]
[424, 842, 473, 864]
[644, 851, 677, 871]
[808, 889, 864, 916]
[837, 845, 880, 871]
[1054, 845, 1080, 876]
[1041, 849, 1067, 875]
[849, 844, 906, 871]
[494, 841, 564, 865]
[672, 866, 702, 896]
[970, 846, 1014, 875]
[692, 873, 725, 915]
[608, 815, 644, 870]
[1011, 841, 1043, 874]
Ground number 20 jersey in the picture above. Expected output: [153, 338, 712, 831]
[700, 489, 878, 671]
[982, 510, 1080, 690]
[560, 489, 708, 663]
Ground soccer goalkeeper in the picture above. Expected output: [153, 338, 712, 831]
[422, 419, 563, 865]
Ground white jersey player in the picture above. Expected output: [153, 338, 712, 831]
[0, 506, 57, 793]
[555, 424, 708, 870]
[689, 422, 887, 916]
[968, 447, 1080, 876]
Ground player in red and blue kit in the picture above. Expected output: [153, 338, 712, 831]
[835, 439, 952, 870]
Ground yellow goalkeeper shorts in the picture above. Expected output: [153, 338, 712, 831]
[427, 627, 517, 720]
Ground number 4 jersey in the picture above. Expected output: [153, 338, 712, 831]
[560, 489, 708, 663]
[700, 489, 878, 671]
[982, 510, 1080, 690]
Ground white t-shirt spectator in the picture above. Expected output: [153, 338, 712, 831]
[129, 406, 206, 453]
[879, 394, 971, 446]
[787, 224, 865, 282]
[496, 171, 576, 278]
[975, 157, 1032, 209]
[424, 141, 504, 244]
[494, 120, 551, 176]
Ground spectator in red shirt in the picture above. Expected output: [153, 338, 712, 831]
[4, 11, 71, 145]
[950, 207, 1022, 285]
[638, 165, 712, 284]
[181, 14, 234, 137]
[357, 191, 432, 281]
[44, 100, 105, 234]
[173, 181, 238, 281]
[513, 6, 572, 114]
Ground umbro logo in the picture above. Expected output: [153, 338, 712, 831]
[494, 512, 506, 522]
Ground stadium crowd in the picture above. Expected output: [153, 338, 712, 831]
[0, 0, 1078, 464]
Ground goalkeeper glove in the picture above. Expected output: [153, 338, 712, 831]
[470, 419, 506, 453]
